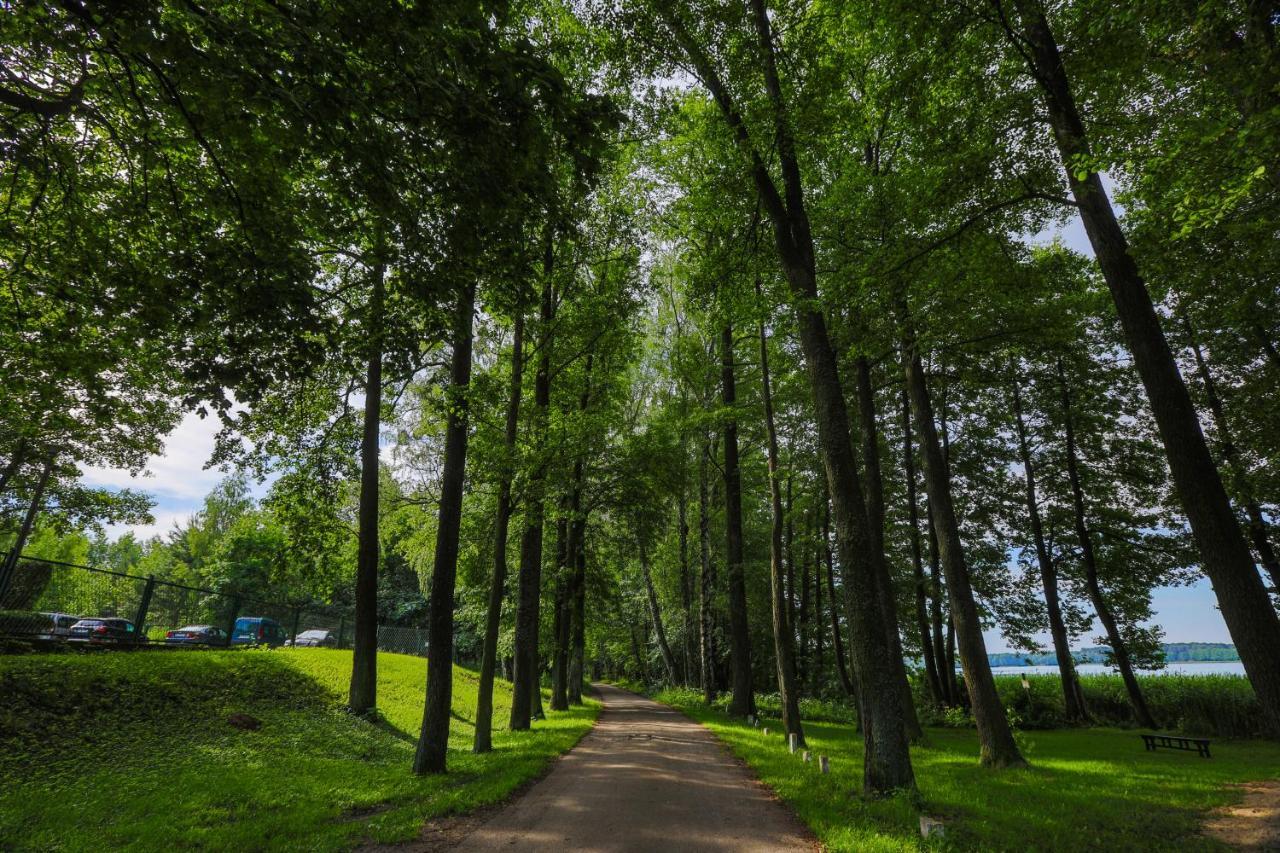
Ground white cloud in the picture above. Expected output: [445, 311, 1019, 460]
[104, 509, 194, 544]
[81, 411, 228, 501]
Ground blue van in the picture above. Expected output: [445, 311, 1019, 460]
[231, 616, 287, 647]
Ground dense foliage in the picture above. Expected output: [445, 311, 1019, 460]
[4, 0, 1280, 800]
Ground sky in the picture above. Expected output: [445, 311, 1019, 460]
[78, 201, 1236, 653]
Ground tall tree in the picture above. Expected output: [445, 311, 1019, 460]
[996, 0, 1280, 735]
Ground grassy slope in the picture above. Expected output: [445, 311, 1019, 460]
[655, 688, 1280, 852]
[0, 649, 597, 851]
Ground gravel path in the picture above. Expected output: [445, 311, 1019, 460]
[451, 683, 815, 852]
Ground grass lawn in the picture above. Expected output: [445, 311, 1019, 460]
[0, 648, 597, 851]
[655, 688, 1280, 851]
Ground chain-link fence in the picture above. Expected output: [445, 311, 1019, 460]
[0, 552, 429, 656]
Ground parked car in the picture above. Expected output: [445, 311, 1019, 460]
[67, 618, 143, 645]
[164, 625, 228, 646]
[231, 616, 287, 647]
[33, 612, 81, 641]
[290, 629, 337, 648]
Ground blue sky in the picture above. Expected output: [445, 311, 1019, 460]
[79, 198, 1239, 653]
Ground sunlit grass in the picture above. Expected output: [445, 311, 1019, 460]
[0, 649, 597, 851]
[655, 686, 1280, 851]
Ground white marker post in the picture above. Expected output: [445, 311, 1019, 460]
[788, 733, 798, 753]
[920, 816, 946, 839]
[819, 755, 830, 774]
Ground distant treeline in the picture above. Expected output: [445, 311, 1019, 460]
[989, 643, 1239, 668]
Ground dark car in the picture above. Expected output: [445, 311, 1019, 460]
[33, 612, 81, 641]
[164, 625, 228, 646]
[290, 629, 337, 648]
[68, 618, 143, 645]
[231, 617, 287, 647]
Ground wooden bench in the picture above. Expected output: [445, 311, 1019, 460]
[1141, 733, 1211, 758]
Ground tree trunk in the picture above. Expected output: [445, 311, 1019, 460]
[658, 0, 915, 793]
[414, 280, 476, 775]
[1011, 0, 1280, 736]
[824, 496, 856, 699]
[1185, 324, 1280, 593]
[678, 492, 694, 685]
[905, 341, 1025, 767]
[903, 387, 944, 707]
[698, 436, 718, 704]
[1011, 375, 1088, 722]
[640, 538, 678, 684]
[475, 311, 524, 752]
[349, 260, 385, 717]
[759, 311, 805, 745]
[510, 269, 555, 731]
[814, 509, 824, 681]
[568, 514, 587, 705]
[0, 457, 52, 602]
[785, 477, 797, 669]
[798, 528, 811, 692]
[566, 356, 594, 705]
[856, 355, 923, 741]
[720, 323, 755, 717]
[927, 506, 952, 705]
[629, 619, 650, 683]
[1058, 361, 1157, 729]
[551, 517, 571, 710]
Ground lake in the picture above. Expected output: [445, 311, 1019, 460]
[989, 661, 1247, 676]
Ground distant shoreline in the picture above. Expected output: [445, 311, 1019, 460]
[987, 642, 1239, 668]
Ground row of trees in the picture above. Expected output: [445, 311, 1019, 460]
[4, 0, 1279, 798]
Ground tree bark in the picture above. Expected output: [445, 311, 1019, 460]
[720, 323, 755, 717]
[1011, 375, 1088, 722]
[474, 311, 524, 752]
[1058, 361, 1157, 729]
[813, 508, 824, 681]
[551, 516, 571, 710]
[1185, 324, 1280, 593]
[905, 341, 1025, 767]
[567, 356, 594, 705]
[698, 436, 718, 704]
[798, 526, 811, 692]
[640, 538, 678, 684]
[902, 387, 944, 707]
[926, 505, 952, 705]
[568, 514, 587, 704]
[414, 280, 476, 774]
[0, 456, 52, 602]
[629, 619, 650, 683]
[856, 355, 923, 741]
[510, 268, 555, 731]
[349, 260, 384, 717]
[678, 492, 694, 685]
[824, 496, 856, 699]
[759, 311, 805, 745]
[1010, 0, 1280, 736]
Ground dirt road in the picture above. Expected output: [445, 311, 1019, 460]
[451, 683, 814, 852]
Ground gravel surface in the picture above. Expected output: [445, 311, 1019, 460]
[451, 683, 816, 852]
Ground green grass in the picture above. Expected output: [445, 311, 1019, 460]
[0, 648, 598, 851]
[653, 686, 1280, 852]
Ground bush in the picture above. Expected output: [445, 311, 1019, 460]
[987, 673, 1262, 737]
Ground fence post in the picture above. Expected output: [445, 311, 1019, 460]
[337, 615, 346, 650]
[225, 596, 242, 647]
[133, 575, 156, 644]
[291, 607, 301, 645]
